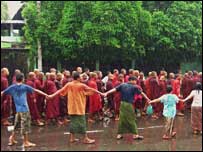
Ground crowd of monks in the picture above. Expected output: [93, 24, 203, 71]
[1, 67, 202, 126]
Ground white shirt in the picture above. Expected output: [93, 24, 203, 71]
[102, 76, 109, 90]
[190, 90, 202, 107]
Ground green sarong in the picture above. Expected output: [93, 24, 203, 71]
[117, 101, 138, 134]
[69, 115, 86, 134]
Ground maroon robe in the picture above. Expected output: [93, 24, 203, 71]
[88, 78, 102, 114]
[113, 80, 122, 115]
[124, 75, 129, 82]
[56, 80, 67, 118]
[159, 80, 167, 96]
[1, 76, 10, 120]
[34, 78, 45, 116]
[149, 77, 161, 114]
[172, 79, 184, 111]
[166, 78, 175, 87]
[157, 79, 167, 113]
[26, 79, 41, 120]
[145, 76, 152, 100]
[106, 79, 114, 110]
[45, 79, 60, 119]
[133, 85, 143, 110]
[62, 77, 73, 86]
[182, 76, 193, 110]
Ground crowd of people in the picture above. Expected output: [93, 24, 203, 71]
[1, 66, 202, 146]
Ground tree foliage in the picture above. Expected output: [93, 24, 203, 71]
[22, 1, 202, 72]
[1, 1, 9, 20]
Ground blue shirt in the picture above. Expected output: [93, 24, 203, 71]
[160, 94, 179, 118]
[116, 83, 141, 103]
[3, 84, 34, 112]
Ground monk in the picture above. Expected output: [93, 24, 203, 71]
[113, 74, 124, 120]
[149, 71, 160, 119]
[87, 72, 102, 122]
[34, 72, 45, 118]
[106, 74, 114, 116]
[62, 70, 73, 86]
[12, 69, 21, 84]
[172, 74, 184, 116]
[44, 73, 62, 125]
[1, 67, 12, 126]
[55, 73, 67, 124]
[26, 72, 44, 126]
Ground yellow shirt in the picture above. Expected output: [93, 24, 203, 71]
[60, 80, 94, 115]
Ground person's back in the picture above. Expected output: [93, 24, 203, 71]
[62, 80, 88, 115]
[1, 73, 48, 147]
[4, 83, 33, 112]
[117, 83, 140, 104]
[191, 90, 202, 107]
[160, 94, 178, 118]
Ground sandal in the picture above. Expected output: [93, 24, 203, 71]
[133, 135, 144, 140]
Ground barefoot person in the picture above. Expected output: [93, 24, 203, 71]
[181, 82, 202, 134]
[104, 76, 150, 140]
[1, 73, 48, 147]
[47, 72, 104, 144]
[149, 85, 180, 140]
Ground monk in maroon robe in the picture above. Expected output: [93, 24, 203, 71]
[113, 74, 124, 120]
[96, 71, 105, 107]
[62, 70, 73, 86]
[106, 74, 114, 112]
[145, 72, 152, 101]
[112, 69, 119, 86]
[167, 72, 175, 86]
[182, 73, 193, 111]
[157, 76, 167, 116]
[172, 74, 184, 116]
[88, 72, 102, 122]
[45, 73, 62, 125]
[121, 68, 127, 83]
[26, 72, 44, 126]
[149, 71, 160, 118]
[1, 68, 12, 126]
[139, 72, 147, 116]
[34, 72, 45, 118]
[56, 73, 68, 124]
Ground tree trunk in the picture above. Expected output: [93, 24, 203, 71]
[131, 59, 135, 69]
[96, 59, 100, 71]
[37, 1, 42, 71]
[57, 60, 61, 72]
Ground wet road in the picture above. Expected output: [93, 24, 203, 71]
[1, 113, 202, 151]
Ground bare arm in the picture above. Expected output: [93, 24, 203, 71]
[104, 88, 117, 97]
[33, 89, 48, 97]
[182, 92, 194, 102]
[85, 86, 104, 96]
[48, 88, 64, 99]
[1, 91, 4, 97]
[141, 92, 150, 102]
[149, 96, 162, 104]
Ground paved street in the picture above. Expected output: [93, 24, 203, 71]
[1, 113, 202, 151]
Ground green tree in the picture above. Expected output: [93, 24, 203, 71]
[1, 1, 9, 20]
